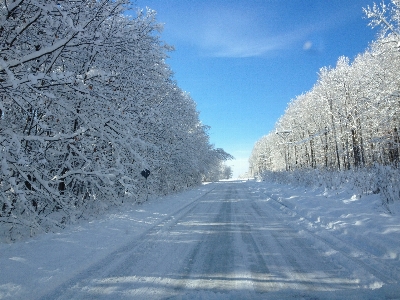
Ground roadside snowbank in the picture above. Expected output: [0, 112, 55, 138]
[251, 179, 400, 282]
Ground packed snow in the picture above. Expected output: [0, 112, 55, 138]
[1, 180, 400, 299]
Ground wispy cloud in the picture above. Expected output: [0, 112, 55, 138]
[164, 2, 355, 58]
[170, 4, 298, 57]
[303, 41, 313, 51]
[207, 31, 311, 58]
[195, 6, 284, 57]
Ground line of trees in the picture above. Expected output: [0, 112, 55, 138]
[249, 1, 399, 203]
[0, 0, 231, 241]
[203, 163, 233, 181]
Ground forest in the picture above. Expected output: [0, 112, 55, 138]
[249, 1, 400, 206]
[0, 0, 232, 242]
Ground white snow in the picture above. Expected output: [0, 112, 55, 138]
[1, 180, 400, 299]
[0, 184, 215, 299]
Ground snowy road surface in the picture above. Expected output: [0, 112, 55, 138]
[1, 180, 400, 299]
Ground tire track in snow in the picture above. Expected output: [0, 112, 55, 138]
[174, 187, 235, 291]
[239, 188, 351, 294]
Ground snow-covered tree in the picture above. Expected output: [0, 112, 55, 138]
[249, 1, 400, 204]
[0, 1, 231, 241]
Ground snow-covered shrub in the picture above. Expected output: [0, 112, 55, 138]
[372, 164, 400, 204]
[260, 166, 400, 204]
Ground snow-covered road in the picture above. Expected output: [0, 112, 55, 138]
[1, 180, 400, 299]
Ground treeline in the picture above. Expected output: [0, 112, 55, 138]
[0, 0, 231, 241]
[249, 1, 399, 203]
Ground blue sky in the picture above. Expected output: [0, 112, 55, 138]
[132, 0, 377, 178]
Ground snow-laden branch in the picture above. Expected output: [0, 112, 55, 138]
[7, 11, 41, 47]
[3, 36, 76, 69]
[21, 128, 87, 142]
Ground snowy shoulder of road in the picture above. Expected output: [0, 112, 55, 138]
[250, 179, 400, 296]
[1, 179, 400, 299]
[254, 179, 400, 262]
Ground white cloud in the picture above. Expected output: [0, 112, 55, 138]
[162, 2, 350, 58]
[303, 41, 313, 50]
[193, 6, 302, 57]
[162, 3, 296, 57]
